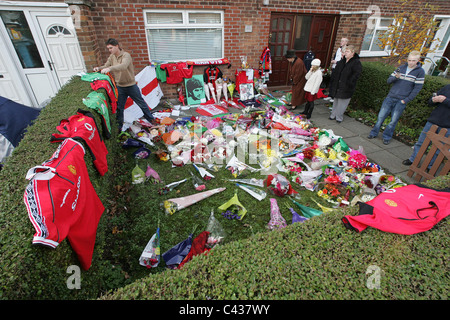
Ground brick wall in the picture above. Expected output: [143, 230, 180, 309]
[17, 0, 450, 98]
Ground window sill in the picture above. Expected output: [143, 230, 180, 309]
[359, 51, 390, 58]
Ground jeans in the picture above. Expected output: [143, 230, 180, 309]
[117, 84, 154, 130]
[370, 97, 406, 141]
[409, 121, 450, 166]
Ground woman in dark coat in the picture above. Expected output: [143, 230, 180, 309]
[285, 50, 307, 110]
[328, 45, 362, 123]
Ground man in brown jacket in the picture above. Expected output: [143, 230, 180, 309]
[285, 49, 307, 110]
[94, 38, 154, 131]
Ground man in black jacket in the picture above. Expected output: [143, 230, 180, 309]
[402, 84, 450, 166]
[328, 45, 362, 123]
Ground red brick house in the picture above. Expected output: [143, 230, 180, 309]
[1, 0, 449, 107]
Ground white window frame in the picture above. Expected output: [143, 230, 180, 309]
[360, 16, 394, 57]
[143, 9, 224, 62]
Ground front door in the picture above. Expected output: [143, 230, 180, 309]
[0, 10, 59, 107]
[268, 13, 338, 87]
[34, 13, 85, 86]
[268, 14, 294, 87]
[0, 28, 33, 106]
[0, 7, 85, 108]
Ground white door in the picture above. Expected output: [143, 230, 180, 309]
[0, 10, 58, 108]
[34, 14, 85, 86]
[424, 17, 450, 74]
[0, 30, 33, 106]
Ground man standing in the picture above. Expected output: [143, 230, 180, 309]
[326, 38, 349, 102]
[402, 84, 450, 166]
[331, 37, 349, 69]
[368, 51, 425, 145]
[94, 38, 154, 131]
[285, 49, 307, 110]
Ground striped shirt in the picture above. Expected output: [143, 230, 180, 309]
[387, 62, 425, 104]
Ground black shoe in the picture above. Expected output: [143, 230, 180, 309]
[336, 120, 342, 123]
[402, 159, 412, 166]
[367, 135, 376, 139]
[383, 139, 390, 145]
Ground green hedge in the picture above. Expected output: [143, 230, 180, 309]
[0, 77, 124, 299]
[102, 175, 449, 300]
[351, 61, 450, 130]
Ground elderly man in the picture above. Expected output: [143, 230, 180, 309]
[368, 51, 425, 145]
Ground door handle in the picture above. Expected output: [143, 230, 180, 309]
[48, 60, 54, 71]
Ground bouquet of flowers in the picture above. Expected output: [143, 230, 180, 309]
[265, 174, 297, 197]
[347, 149, 367, 169]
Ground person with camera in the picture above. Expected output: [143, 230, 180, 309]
[367, 51, 425, 145]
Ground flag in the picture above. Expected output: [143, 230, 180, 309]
[124, 66, 164, 125]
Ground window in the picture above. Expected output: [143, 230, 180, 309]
[0, 10, 44, 69]
[47, 25, 72, 37]
[361, 17, 394, 56]
[144, 10, 224, 62]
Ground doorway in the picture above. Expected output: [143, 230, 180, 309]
[268, 13, 338, 87]
[0, 5, 85, 108]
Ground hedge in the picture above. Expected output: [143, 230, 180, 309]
[351, 61, 450, 131]
[0, 76, 124, 299]
[101, 176, 449, 300]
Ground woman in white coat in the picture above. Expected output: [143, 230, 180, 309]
[301, 59, 323, 119]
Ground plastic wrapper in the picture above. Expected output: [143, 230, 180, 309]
[218, 192, 247, 220]
[145, 165, 161, 183]
[226, 155, 259, 177]
[236, 183, 266, 201]
[226, 178, 265, 187]
[206, 210, 225, 248]
[267, 198, 287, 230]
[162, 233, 193, 269]
[193, 163, 215, 180]
[190, 171, 206, 191]
[163, 187, 226, 215]
[289, 206, 309, 224]
[290, 198, 324, 218]
[132, 164, 145, 184]
[265, 174, 298, 197]
[158, 178, 188, 195]
[133, 147, 151, 159]
[122, 138, 144, 149]
[139, 228, 160, 268]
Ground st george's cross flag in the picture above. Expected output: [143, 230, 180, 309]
[123, 66, 163, 127]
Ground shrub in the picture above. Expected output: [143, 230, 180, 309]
[0, 77, 125, 299]
[101, 174, 449, 300]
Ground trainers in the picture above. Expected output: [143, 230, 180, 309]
[367, 135, 376, 139]
[402, 159, 412, 166]
[383, 139, 390, 145]
[336, 120, 342, 123]
[329, 116, 335, 120]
